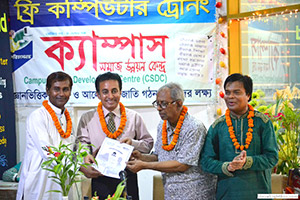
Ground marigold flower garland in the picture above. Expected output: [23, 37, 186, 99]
[42, 100, 72, 138]
[225, 104, 254, 151]
[162, 106, 188, 151]
[97, 102, 127, 139]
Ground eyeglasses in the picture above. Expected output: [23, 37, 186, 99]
[152, 100, 176, 109]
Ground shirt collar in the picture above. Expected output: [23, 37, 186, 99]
[230, 109, 249, 120]
[102, 103, 121, 118]
[165, 113, 189, 132]
[47, 100, 64, 116]
[165, 112, 189, 129]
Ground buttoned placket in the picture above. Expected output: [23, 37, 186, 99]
[233, 115, 247, 154]
[58, 113, 64, 127]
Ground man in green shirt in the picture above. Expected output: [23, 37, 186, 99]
[201, 73, 278, 199]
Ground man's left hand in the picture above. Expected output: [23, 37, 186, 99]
[229, 150, 247, 171]
[126, 160, 144, 173]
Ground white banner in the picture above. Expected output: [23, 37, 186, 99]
[13, 23, 216, 106]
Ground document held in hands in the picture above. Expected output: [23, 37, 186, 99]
[92, 137, 134, 179]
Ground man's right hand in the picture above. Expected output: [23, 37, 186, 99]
[228, 150, 247, 171]
[81, 154, 102, 178]
[84, 154, 96, 164]
[80, 165, 102, 178]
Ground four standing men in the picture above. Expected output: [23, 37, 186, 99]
[17, 71, 279, 200]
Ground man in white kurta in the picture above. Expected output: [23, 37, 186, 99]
[16, 72, 75, 200]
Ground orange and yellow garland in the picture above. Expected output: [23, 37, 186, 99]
[97, 102, 127, 139]
[225, 104, 254, 151]
[162, 106, 188, 151]
[42, 100, 72, 138]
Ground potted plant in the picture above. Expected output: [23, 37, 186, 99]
[251, 86, 300, 175]
[41, 141, 93, 199]
[250, 86, 300, 193]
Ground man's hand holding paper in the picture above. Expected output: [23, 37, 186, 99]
[92, 137, 134, 179]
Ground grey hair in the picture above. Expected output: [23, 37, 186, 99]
[158, 82, 185, 102]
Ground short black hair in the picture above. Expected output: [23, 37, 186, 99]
[95, 72, 122, 93]
[224, 73, 253, 102]
[46, 71, 73, 91]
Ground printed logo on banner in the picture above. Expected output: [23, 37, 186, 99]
[10, 26, 33, 71]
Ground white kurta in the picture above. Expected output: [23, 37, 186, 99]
[16, 101, 75, 200]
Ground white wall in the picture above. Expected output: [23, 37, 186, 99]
[15, 103, 225, 200]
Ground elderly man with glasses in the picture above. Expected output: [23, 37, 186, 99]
[127, 82, 217, 200]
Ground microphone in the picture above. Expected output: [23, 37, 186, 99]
[119, 170, 131, 199]
[119, 170, 127, 181]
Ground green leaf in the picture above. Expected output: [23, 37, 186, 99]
[51, 179, 62, 185]
[47, 190, 62, 193]
[53, 164, 63, 174]
[111, 180, 126, 200]
[42, 168, 56, 173]
[80, 151, 88, 157]
[277, 134, 285, 144]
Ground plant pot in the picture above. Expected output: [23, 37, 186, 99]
[62, 196, 68, 200]
[271, 173, 288, 194]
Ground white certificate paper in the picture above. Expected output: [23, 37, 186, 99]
[93, 137, 134, 179]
